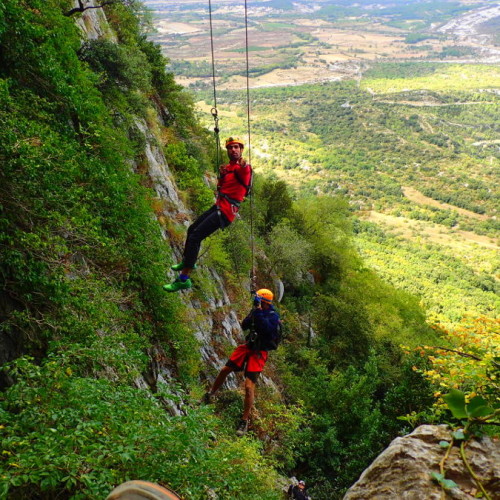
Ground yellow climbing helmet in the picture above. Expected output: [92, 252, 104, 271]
[256, 288, 273, 303]
[225, 136, 245, 148]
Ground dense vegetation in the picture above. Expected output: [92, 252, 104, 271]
[0, 1, 497, 500]
[209, 76, 499, 224]
[0, 0, 276, 498]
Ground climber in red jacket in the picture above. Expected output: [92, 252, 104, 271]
[163, 137, 252, 292]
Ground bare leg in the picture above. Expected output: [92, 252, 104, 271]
[242, 377, 256, 421]
[210, 366, 233, 394]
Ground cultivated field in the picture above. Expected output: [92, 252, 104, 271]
[145, 0, 500, 89]
[363, 211, 498, 250]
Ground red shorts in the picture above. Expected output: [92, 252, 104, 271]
[226, 344, 268, 380]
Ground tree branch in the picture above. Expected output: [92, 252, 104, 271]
[432, 346, 482, 361]
[431, 346, 500, 368]
[64, 0, 118, 17]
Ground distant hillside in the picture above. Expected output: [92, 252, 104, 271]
[145, 0, 500, 89]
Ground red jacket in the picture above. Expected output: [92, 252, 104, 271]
[216, 160, 252, 222]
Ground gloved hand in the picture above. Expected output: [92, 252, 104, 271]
[253, 295, 261, 307]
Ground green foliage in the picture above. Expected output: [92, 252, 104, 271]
[362, 62, 440, 80]
[414, 317, 500, 420]
[248, 183, 439, 498]
[256, 178, 295, 234]
[444, 389, 496, 421]
[404, 33, 437, 44]
[0, 355, 281, 500]
[430, 472, 458, 491]
[3, 2, 495, 500]
[80, 38, 152, 92]
[435, 46, 479, 59]
[138, 36, 182, 102]
[378, 0, 472, 26]
[0, 2, 288, 498]
[356, 225, 500, 326]
[253, 390, 307, 470]
[362, 64, 500, 93]
[164, 141, 213, 213]
[430, 388, 499, 500]
[267, 222, 313, 287]
[218, 219, 254, 284]
[201, 230, 231, 272]
[213, 79, 499, 239]
[169, 59, 213, 78]
[278, 347, 433, 499]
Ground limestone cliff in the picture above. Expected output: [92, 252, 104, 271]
[344, 425, 500, 500]
[75, 1, 274, 401]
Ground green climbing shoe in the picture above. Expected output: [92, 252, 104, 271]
[170, 262, 197, 271]
[163, 278, 192, 292]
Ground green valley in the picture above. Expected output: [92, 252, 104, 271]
[196, 74, 499, 327]
[146, 0, 499, 326]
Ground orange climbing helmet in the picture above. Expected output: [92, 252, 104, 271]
[225, 136, 245, 148]
[256, 288, 273, 303]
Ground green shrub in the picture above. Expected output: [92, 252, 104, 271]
[164, 142, 214, 213]
[79, 39, 152, 92]
[0, 355, 281, 500]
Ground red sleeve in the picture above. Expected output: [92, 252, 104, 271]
[236, 164, 252, 186]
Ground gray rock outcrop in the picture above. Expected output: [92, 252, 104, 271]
[344, 425, 500, 500]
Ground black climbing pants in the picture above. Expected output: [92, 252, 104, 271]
[183, 205, 230, 268]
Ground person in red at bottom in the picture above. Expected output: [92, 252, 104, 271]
[203, 289, 281, 436]
[163, 136, 252, 292]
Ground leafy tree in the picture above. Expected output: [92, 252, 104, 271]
[258, 179, 294, 234]
[413, 317, 500, 413]
[267, 221, 313, 287]
[79, 38, 151, 92]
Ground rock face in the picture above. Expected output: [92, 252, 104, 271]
[132, 116, 247, 393]
[74, 0, 116, 41]
[344, 425, 500, 500]
[2, 0, 277, 403]
[75, 3, 248, 387]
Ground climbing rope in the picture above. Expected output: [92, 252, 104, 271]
[243, 0, 256, 293]
[208, 0, 222, 169]
[207, 0, 256, 292]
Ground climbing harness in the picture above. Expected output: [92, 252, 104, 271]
[207, 0, 256, 292]
[217, 192, 241, 209]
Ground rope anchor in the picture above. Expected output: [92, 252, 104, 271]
[211, 107, 219, 134]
